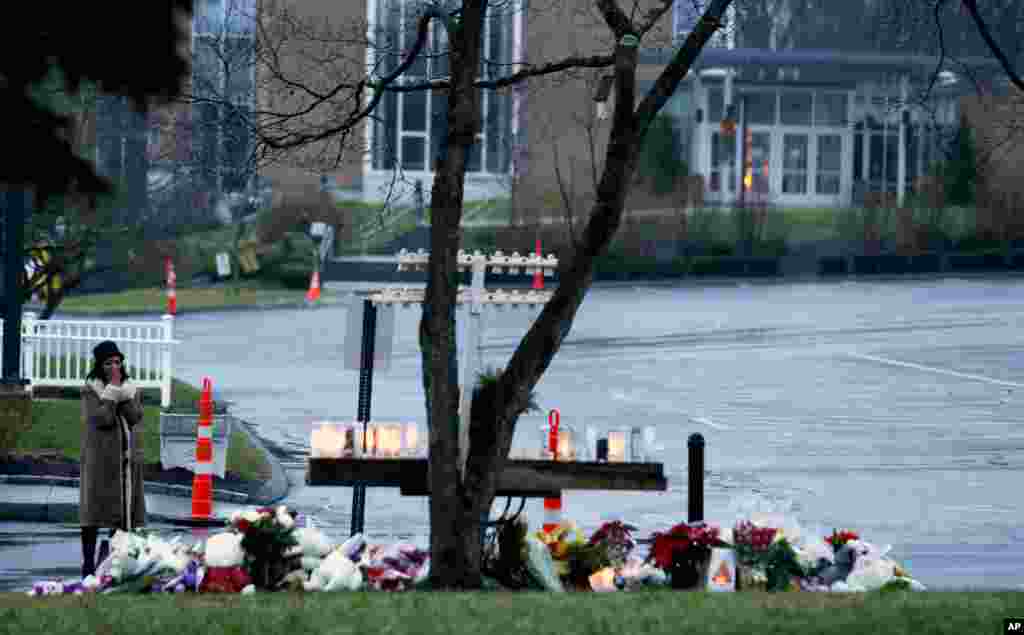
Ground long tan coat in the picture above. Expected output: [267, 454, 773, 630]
[79, 380, 146, 528]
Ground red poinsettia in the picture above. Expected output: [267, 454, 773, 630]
[825, 529, 860, 550]
[649, 522, 728, 570]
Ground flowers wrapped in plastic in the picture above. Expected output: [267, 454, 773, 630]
[228, 505, 300, 590]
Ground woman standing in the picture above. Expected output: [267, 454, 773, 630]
[79, 340, 146, 578]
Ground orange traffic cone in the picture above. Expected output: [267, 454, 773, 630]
[191, 378, 214, 520]
[532, 238, 544, 290]
[166, 257, 177, 315]
[306, 270, 321, 304]
[543, 495, 563, 533]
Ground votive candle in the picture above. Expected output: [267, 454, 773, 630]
[607, 430, 627, 462]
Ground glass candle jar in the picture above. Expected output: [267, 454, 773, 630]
[607, 429, 628, 462]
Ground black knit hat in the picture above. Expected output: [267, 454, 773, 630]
[93, 340, 124, 365]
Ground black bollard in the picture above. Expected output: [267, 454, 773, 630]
[351, 299, 377, 537]
[687, 433, 704, 523]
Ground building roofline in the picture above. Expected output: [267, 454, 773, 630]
[640, 46, 1006, 75]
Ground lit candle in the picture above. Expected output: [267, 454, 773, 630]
[403, 422, 419, 457]
[589, 567, 617, 592]
[322, 423, 338, 459]
[607, 430, 627, 462]
[556, 427, 574, 461]
[310, 424, 326, 458]
[382, 424, 401, 458]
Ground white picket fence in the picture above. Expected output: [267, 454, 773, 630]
[0, 313, 179, 408]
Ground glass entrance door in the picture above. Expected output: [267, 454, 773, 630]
[746, 131, 771, 204]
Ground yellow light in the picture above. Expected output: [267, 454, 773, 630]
[743, 172, 753, 190]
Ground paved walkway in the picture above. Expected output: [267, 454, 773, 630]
[0, 415, 291, 527]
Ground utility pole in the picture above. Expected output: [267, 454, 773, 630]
[1, 188, 32, 441]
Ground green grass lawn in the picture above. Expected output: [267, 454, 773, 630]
[10, 377, 270, 482]
[0, 590, 1021, 634]
[54, 281, 340, 315]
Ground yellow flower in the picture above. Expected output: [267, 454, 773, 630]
[773, 529, 786, 543]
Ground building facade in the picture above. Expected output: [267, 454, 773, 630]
[164, 0, 1015, 219]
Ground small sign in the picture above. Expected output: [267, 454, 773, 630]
[310, 222, 327, 237]
[344, 295, 395, 372]
[216, 252, 231, 277]
[707, 548, 736, 592]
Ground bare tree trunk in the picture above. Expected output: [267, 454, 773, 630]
[422, 0, 489, 590]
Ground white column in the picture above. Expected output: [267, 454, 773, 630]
[22, 312, 37, 396]
[693, 74, 706, 194]
[862, 82, 871, 195]
[161, 314, 174, 409]
[897, 75, 908, 207]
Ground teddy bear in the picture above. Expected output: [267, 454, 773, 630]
[199, 532, 254, 594]
[304, 548, 363, 592]
[291, 524, 336, 574]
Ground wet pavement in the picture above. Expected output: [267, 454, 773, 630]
[5, 277, 1024, 591]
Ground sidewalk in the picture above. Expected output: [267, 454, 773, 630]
[0, 416, 291, 527]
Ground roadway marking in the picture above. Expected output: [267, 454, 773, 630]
[690, 416, 730, 431]
[846, 352, 1024, 389]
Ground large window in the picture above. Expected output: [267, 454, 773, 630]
[191, 0, 257, 193]
[780, 91, 812, 126]
[744, 91, 777, 125]
[710, 132, 736, 193]
[782, 134, 808, 194]
[816, 134, 842, 195]
[815, 93, 848, 127]
[372, 0, 514, 175]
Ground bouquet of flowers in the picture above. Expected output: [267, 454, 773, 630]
[228, 506, 300, 589]
[535, 521, 609, 588]
[648, 522, 728, 571]
[731, 520, 779, 567]
[588, 521, 637, 568]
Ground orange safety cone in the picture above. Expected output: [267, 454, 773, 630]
[166, 257, 177, 315]
[191, 377, 214, 520]
[305, 270, 321, 304]
[543, 496, 563, 533]
[532, 238, 544, 290]
[543, 409, 562, 532]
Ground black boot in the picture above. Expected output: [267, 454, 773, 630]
[96, 537, 110, 571]
[81, 526, 98, 579]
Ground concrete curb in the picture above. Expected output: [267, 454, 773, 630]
[233, 419, 291, 506]
[0, 475, 250, 504]
[0, 416, 291, 525]
[40, 296, 347, 320]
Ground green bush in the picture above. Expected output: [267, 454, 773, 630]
[637, 115, 689, 195]
[942, 123, 978, 207]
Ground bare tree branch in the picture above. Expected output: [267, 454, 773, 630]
[594, 0, 634, 38]
[384, 54, 615, 92]
[259, 5, 449, 151]
[636, 0, 676, 37]
[960, 0, 1024, 92]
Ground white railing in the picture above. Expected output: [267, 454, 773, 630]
[0, 313, 179, 408]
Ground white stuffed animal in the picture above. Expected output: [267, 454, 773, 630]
[204, 532, 246, 568]
[304, 549, 363, 592]
[293, 526, 335, 573]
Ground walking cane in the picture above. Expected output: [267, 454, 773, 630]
[122, 416, 133, 533]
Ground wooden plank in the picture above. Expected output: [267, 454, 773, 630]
[306, 458, 667, 496]
[306, 457, 413, 488]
